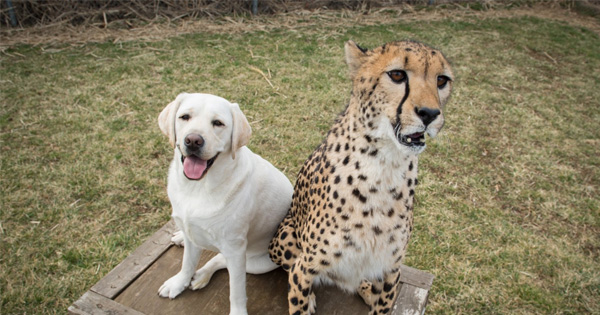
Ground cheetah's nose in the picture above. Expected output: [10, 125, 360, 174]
[415, 107, 440, 127]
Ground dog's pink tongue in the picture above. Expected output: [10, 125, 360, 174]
[183, 156, 207, 180]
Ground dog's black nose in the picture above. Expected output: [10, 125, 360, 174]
[184, 134, 205, 151]
[416, 107, 441, 127]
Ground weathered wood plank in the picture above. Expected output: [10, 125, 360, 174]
[68, 291, 144, 315]
[91, 220, 177, 299]
[399, 265, 435, 290]
[393, 283, 430, 315]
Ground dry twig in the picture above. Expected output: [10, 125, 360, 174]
[248, 65, 275, 89]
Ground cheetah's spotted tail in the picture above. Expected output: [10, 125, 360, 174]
[269, 212, 299, 271]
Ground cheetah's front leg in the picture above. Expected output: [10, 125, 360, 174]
[358, 279, 383, 309]
[288, 256, 317, 315]
[358, 269, 402, 315]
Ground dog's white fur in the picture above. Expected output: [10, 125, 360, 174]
[157, 93, 293, 315]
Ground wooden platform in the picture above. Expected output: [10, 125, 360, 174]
[69, 220, 434, 315]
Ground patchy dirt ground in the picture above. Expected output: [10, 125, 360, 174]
[1, 4, 598, 48]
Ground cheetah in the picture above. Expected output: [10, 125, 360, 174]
[268, 40, 453, 315]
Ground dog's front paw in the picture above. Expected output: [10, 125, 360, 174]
[158, 273, 190, 299]
[190, 268, 214, 290]
[171, 231, 185, 246]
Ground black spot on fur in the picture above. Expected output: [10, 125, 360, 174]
[371, 285, 382, 294]
[302, 288, 311, 296]
[393, 191, 403, 201]
[383, 282, 394, 292]
[352, 189, 367, 203]
[372, 226, 383, 235]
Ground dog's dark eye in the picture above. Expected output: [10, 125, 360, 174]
[212, 120, 224, 127]
[180, 114, 190, 121]
[437, 75, 451, 89]
[387, 70, 407, 84]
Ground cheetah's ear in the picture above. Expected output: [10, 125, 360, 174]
[345, 40, 368, 80]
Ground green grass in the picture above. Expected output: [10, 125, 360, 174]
[1, 10, 599, 315]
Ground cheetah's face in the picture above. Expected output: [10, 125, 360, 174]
[345, 40, 454, 154]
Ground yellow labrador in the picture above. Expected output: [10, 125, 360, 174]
[157, 93, 293, 315]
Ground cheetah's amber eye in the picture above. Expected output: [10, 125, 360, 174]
[387, 70, 407, 84]
[437, 75, 451, 89]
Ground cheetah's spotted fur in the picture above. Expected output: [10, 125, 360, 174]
[269, 40, 454, 315]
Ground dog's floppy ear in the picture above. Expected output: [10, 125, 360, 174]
[230, 103, 252, 160]
[345, 40, 368, 80]
[158, 93, 188, 148]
